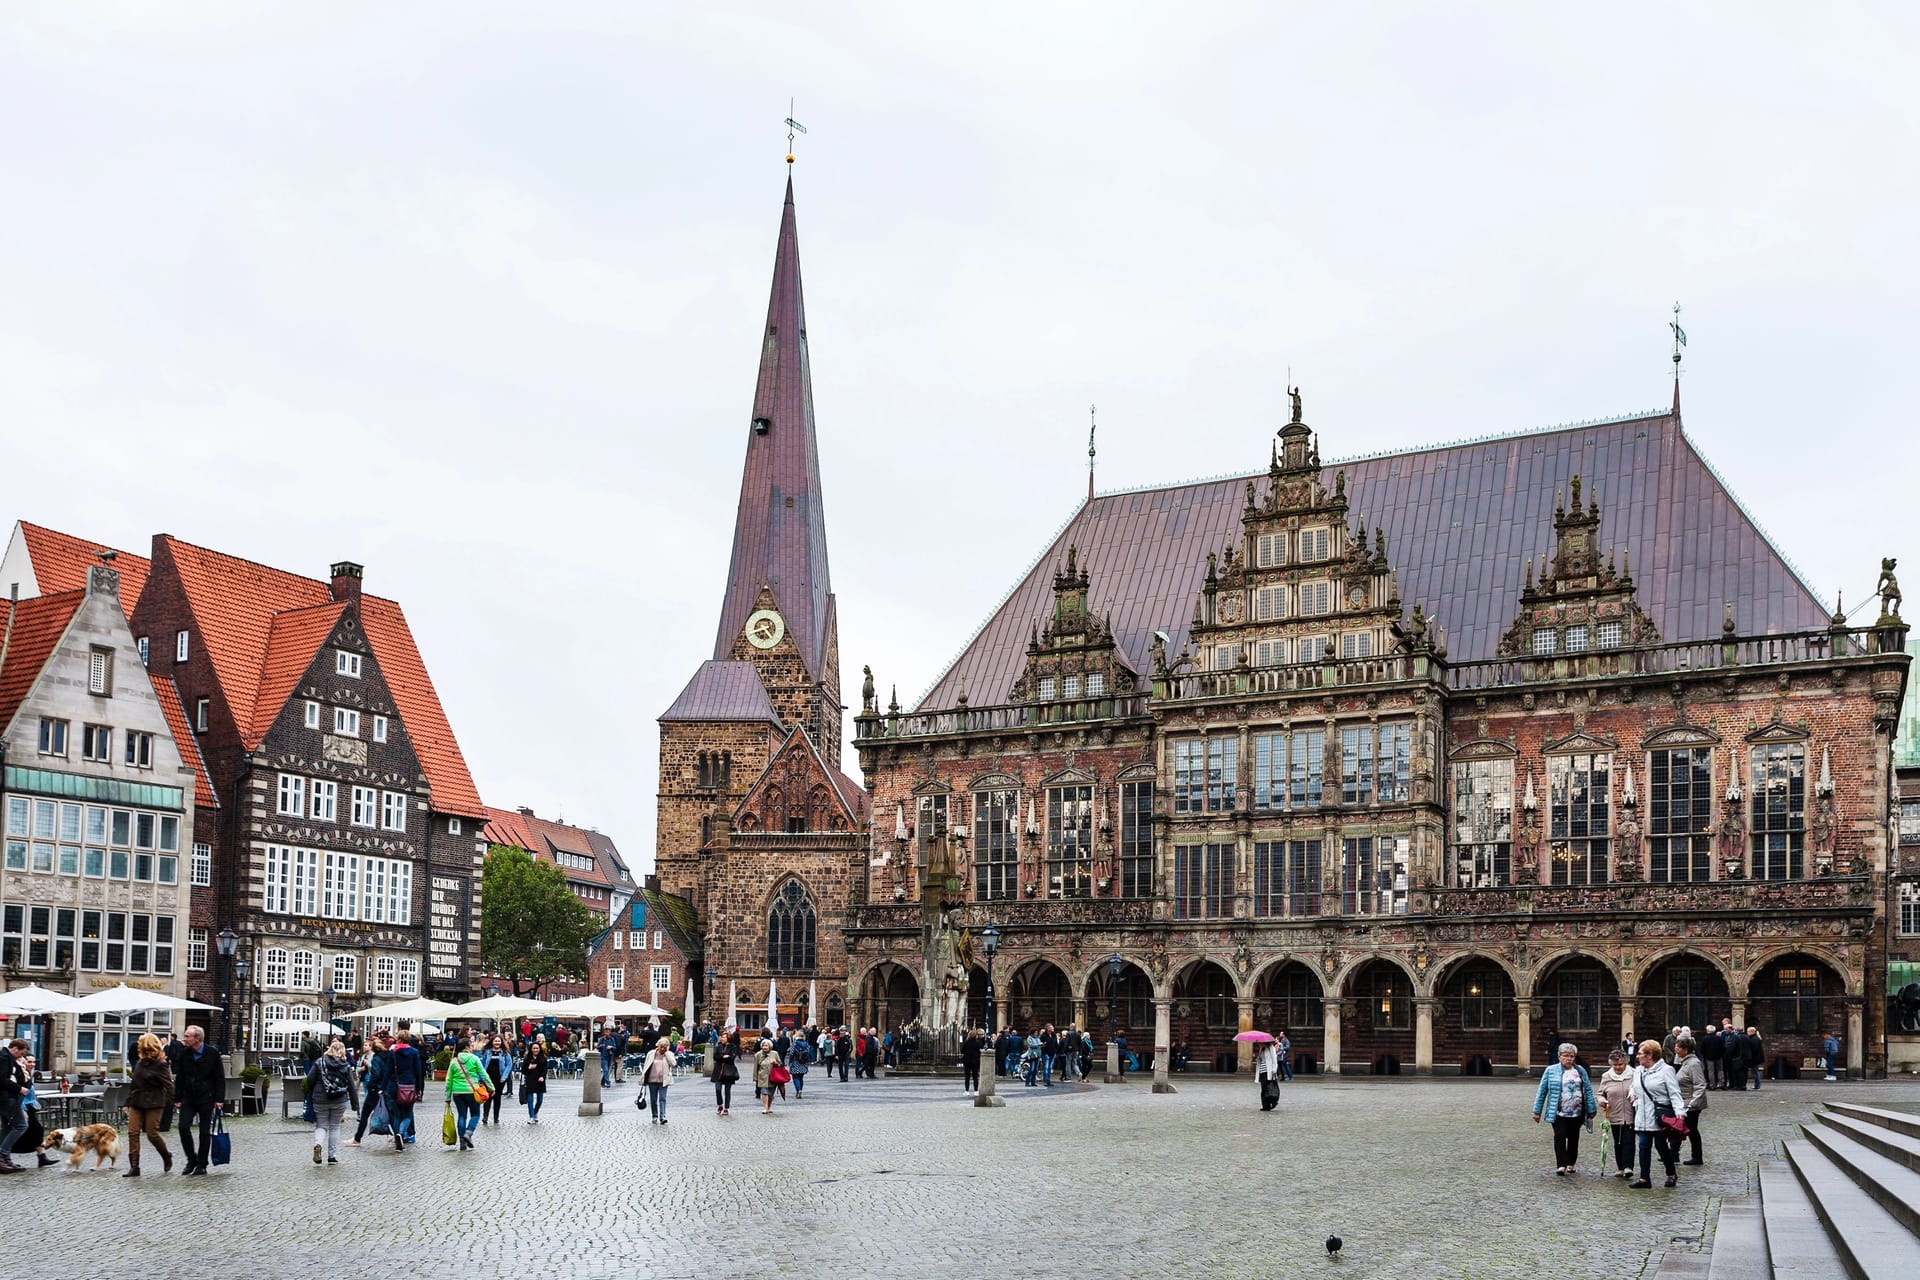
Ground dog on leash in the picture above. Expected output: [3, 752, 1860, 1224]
[44, 1124, 123, 1170]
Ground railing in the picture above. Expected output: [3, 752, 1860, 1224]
[1160, 654, 1414, 702]
[851, 898, 1160, 932]
[1443, 624, 1899, 691]
[728, 831, 864, 850]
[1432, 875, 1870, 916]
[859, 693, 1149, 741]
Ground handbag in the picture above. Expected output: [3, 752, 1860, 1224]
[457, 1056, 491, 1105]
[1657, 1108, 1689, 1138]
[209, 1111, 232, 1167]
[770, 1064, 792, 1086]
[396, 1083, 419, 1107]
[718, 1057, 740, 1086]
[441, 1099, 457, 1146]
[367, 1097, 391, 1136]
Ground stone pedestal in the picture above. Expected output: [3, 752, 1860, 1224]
[579, 1060, 604, 1116]
[1151, 999, 1177, 1094]
[1414, 998, 1434, 1074]
[974, 1063, 1004, 1108]
[1104, 1040, 1124, 1084]
[1323, 1000, 1344, 1076]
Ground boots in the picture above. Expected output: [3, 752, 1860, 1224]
[122, 1151, 140, 1177]
[157, 1141, 173, 1174]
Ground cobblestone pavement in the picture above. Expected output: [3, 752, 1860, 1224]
[11, 1069, 1920, 1279]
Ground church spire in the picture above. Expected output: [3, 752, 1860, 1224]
[713, 175, 836, 679]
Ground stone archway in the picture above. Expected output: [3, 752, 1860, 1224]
[1533, 952, 1621, 1068]
[860, 962, 920, 1034]
[1172, 959, 1241, 1072]
[1746, 950, 1848, 1076]
[1084, 959, 1153, 1057]
[1637, 952, 1731, 1043]
[1007, 959, 1075, 1032]
[1343, 957, 1418, 1074]
[965, 966, 990, 1031]
[1254, 960, 1325, 1073]
[1432, 953, 1518, 1074]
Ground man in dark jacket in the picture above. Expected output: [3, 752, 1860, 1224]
[1698, 1023, 1724, 1088]
[168, 1025, 225, 1175]
[1723, 1024, 1749, 1090]
[0, 1039, 31, 1173]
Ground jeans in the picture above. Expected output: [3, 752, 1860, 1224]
[1611, 1123, 1634, 1173]
[312, 1097, 348, 1159]
[525, 1090, 544, 1121]
[178, 1100, 217, 1167]
[791, 1071, 805, 1097]
[453, 1093, 480, 1139]
[1279, 1057, 1293, 1082]
[647, 1083, 668, 1120]
[1637, 1127, 1678, 1181]
[1551, 1115, 1584, 1167]
[0, 1096, 27, 1163]
[713, 1080, 733, 1110]
[600, 1053, 612, 1087]
[1042, 1053, 1053, 1086]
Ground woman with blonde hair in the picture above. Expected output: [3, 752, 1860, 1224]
[1628, 1038, 1685, 1188]
[305, 1038, 359, 1164]
[639, 1036, 674, 1125]
[123, 1033, 175, 1177]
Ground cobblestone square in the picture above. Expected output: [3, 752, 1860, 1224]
[12, 1072, 1920, 1279]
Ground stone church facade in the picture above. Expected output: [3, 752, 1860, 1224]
[660, 176, 1911, 1079]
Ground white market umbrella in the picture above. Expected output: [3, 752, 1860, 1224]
[344, 997, 460, 1021]
[768, 977, 778, 1029]
[265, 1019, 339, 1035]
[0, 985, 81, 1016]
[66, 984, 217, 1015]
[449, 993, 553, 1019]
[546, 995, 631, 1020]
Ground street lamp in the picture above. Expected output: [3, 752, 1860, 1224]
[233, 953, 250, 1056]
[322, 984, 337, 1044]
[980, 926, 1001, 1033]
[214, 929, 239, 1052]
[1106, 952, 1123, 1080]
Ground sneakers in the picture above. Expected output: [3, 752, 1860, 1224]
[326, 1157, 338, 1164]
[313, 1144, 323, 1165]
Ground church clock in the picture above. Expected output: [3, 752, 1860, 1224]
[745, 608, 786, 649]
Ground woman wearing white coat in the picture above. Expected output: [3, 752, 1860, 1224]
[638, 1037, 674, 1125]
[1255, 1041, 1280, 1112]
[1628, 1038, 1685, 1188]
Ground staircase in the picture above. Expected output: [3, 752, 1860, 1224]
[1661, 1102, 1920, 1279]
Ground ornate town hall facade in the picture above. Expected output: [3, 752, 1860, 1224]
[662, 178, 1911, 1077]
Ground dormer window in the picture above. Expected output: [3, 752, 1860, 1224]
[1532, 629, 1559, 655]
[1062, 674, 1081, 698]
[1299, 528, 1330, 561]
[1037, 677, 1056, 700]
[1254, 585, 1288, 621]
[1085, 671, 1105, 696]
[1564, 624, 1589, 653]
[1596, 621, 1624, 648]
[1255, 533, 1288, 567]
[336, 651, 362, 678]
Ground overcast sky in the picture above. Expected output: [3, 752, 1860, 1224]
[4, 4, 1915, 872]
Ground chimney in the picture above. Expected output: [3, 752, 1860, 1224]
[518, 806, 536, 818]
[329, 561, 363, 602]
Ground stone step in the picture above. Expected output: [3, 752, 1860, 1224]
[1705, 1192, 1769, 1280]
[1653, 1245, 1711, 1278]
[1820, 1110, 1920, 1178]
[1782, 1137, 1913, 1280]
[1800, 1121, 1920, 1236]
[1825, 1102, 1920, 1143]
[1758, 1157, 1849, 1280]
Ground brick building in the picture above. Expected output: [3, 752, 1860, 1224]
[481, 804, 637, 1001]
[654, 175, 868, 1036]
[852, 390, 1910, 1079]
[1892, 633, 1920, 1070]
[0, 562, 214, 1070]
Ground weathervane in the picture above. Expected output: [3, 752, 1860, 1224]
[785, 99, 807, 166]
[1670, 301, 1686, 377]
[1088, 404, 1097, 498]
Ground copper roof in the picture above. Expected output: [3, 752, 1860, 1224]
[712, 177, 836, 676]
[920, 409, 1829, 709]
[659, 660, 781, 724]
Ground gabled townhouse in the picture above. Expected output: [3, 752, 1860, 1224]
[481, 805, 638, 1001]
[115, 537, 489, 1057]
[0, 564, 215, 1070]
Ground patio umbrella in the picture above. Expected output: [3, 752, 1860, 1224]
[0, 985, 81, 1016]
[1233, 1030, 1277, 1044]
[343, 997, 460, 1021]
[66, 984, 218, 1015]
[449, 993, 553, 1019]
[265, 1018, 339, 1035]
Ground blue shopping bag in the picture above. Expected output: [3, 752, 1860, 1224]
[209, 1111, 232, 1167]
[367, 1097, 391, 1136]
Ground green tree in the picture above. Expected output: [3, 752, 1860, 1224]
[480, 844, 602, 996]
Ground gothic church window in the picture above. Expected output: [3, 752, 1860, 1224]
[766, 880, 816, 973]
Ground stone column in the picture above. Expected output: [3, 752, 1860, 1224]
[1729, 999, 1746, 1030]
[1105, 1037, 1124, 1084]
[1072, 998, 1087, 1032]
[1151, 998, 1177, 1094]
[1619, 997, 1637, 1056]
[974, 1043, 1005, 1107]
[1414, 998, 1435, 1074]
[1517, 1000, 1535, 1075]
[1846, 998, 1864, 1080]
[579, 1057, 604, 1117]
[1322, 998, 1343, 1076]
[1236, 998, 1255, 1073]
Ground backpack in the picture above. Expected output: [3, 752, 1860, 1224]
[319, 1056, 353, 1099]
[818, 1036, 834, 1060]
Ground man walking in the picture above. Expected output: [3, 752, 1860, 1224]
[1040, 1025, 1058, 1087]
[1723, 1023, 1748, 1090]
[1822, 1030, 1841, 1082]
[0, 1039, 31, 1174]
[596, 1024, 619, 1088]
[1277, 1030, 1293, 1082]
[1698, 1022, 1723, 1089]
[168, 1025, 225, 1175]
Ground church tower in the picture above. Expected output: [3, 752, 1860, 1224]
[657, 177, 863, 1033]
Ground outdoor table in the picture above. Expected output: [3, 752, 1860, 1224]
[39, 1091, 106, 1129]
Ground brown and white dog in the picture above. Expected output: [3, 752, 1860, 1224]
[44, 1124, 123, 1170]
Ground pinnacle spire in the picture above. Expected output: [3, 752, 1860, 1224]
[713, 175, 835, 677]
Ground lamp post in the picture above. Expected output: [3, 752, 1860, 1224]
[974, 926, 1005, 1109]
[1105, 952, 1125, 1084]
[703, 967, 718, 1075]
[215, 928, 238, 1053]
[322, 984, 336, 1045]
[233, 954, 250, 1062]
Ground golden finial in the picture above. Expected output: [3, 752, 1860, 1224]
[785, 99, 806, 167]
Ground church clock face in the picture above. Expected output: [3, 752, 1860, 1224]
[745, 608, 785, 649]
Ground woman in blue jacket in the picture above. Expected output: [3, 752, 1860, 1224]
[1531, 1043, 1598, 1175]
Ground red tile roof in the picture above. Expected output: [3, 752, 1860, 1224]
[17, 523, 149, 617]
[150, 676, 218, 810]
[919, 410, 1831, 709]
[0, 591, 84, 737]
[483, 805, 632, 893]
[156, 535, 488, 818]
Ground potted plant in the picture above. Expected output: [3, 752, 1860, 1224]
[431, 1048, 454, 1080]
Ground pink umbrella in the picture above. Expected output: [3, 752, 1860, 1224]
[1234, 1030, 1276, 1044]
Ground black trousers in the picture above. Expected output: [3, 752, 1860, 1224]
[1685, 1108, 1705, 1163]
[963, 1063, 980, 1091]
[177, 1101, 217, 1168]
[1552, 1115, 1584, 1167]
[713, 1080, 733, 1109]
[483, 1087, 504, 1124]
[1611, 1123, 1634, 1172]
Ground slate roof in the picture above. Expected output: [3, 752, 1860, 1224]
[920, 408, 1831, 710]
[631, 885, 701, 963]
[15, 522, 151, 618]
[712, 177, 837, 676]
[154, 535, 488, 818]
[659, 660, 781, 724]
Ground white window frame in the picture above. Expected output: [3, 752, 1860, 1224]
[263, 845, 291, 914]
[190, 842, 212, 887]
[1299, 580, 1332, 616]
[1254, 532, 1287, 567]
[261, 947, 289, 988]
[194, 697, 208, 732]
[290, 949, 318, 991]
[653, 930, 663, 950]
[1254, 584, 1288, 621]
[336, 650, 361, 678]
[350, 786, 377, 828]
[1532, 628, 1559, 655]
[381, 791, 408, 833]
[310, 779, 338, 823]
[607, 967, 624, 993]
[276, 774, 306, 817]
[1898, 882, 1920, 937]
[448, 818, 462, 836]
[292, 847, 319, 916]
[630, 930, 645, 950]
[397, 957, 419, 996]
[88, 648, 112, 695]
[373, 955, 397, 995]
[388, 860, 412, 925]
[1340, 632, 1374, 659]
[333, 707, 360, 737]
[651, 964, 672, 992]
[1254, 637, 1287, 666]
[304, 701, 321, 729]
[373, 715, 388, 743]
[124, 730, 153, 770]
[136, 636, 149, 666]
[1299, 527, 1330, 562]
[187, 927, 208, 973]
[331, 953, 357, 994]
[175, 631, 190, 662]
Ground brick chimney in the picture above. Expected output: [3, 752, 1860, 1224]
[329, 561, 363, 603]
[517, 806, 536, 818]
